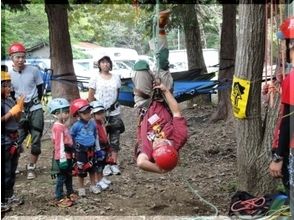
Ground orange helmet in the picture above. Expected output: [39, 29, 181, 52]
[1, 71, 11, 81]
[152, 144, 178, 171]
[280, 16, 294, 39]
[70, 98, 90, 116]
[8, 43, 26, 55]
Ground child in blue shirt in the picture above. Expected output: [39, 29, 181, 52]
[70, 98, 101, 196]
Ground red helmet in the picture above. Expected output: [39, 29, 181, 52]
[280, 16, 294, 39]
[8, 43, 26, 55]
[152, 144, 178, 171]
[70, 98, 90, 116]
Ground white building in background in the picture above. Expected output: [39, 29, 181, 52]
[74, 42, 139, 63]
[168, 48, 219, 73]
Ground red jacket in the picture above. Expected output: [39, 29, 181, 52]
[137, 101, 188, 160]
[96, 121, 109, 148]
[281, 70, 294, 105]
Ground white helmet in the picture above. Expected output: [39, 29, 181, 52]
[48, 98, 70, 114]
[90, 101, 105, 114]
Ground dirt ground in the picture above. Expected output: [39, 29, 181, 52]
[3, 101, 238, 218]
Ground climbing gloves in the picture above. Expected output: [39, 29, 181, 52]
[9, 96, 24, 116]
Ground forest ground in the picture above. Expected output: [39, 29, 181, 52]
[3, 100, 239, 219]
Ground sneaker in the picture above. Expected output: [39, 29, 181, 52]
[1, 202, 11, 213]
[7, 195, 24, 207]
[78, 188, 86, 197]
[96, 180, 109, 190]
[27, 163, 36, 180]
[89, 185, 101, 194]
[102, 177, 111, 185]
[111, 164, 121, 175]
[103, 165, 112, 176]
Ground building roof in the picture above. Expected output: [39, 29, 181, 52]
[74, 42, 101, 50]
[26, 42, 49, 52]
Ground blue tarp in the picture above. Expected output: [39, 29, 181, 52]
[118, 80, 219, 107]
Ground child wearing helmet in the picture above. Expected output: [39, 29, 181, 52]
[70, 98, 101, 196]
[1, 66, 25, 213]
[90, 101, 112, 190]
[48, 98, 77, 208]
[136, 82, 188, 173]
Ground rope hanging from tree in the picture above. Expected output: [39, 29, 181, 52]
[263, 1, 284, 108]
[151, 0, 165, 100]
[153, 0, 160, 80]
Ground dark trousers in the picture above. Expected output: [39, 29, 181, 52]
[1, 145, 19, 202]
[289, 149, 294, 217]
[55, 174, 74, 200]
[55, 159, 74, 200]
[282, 154, 290, 193]
[18, 108, 44, 156]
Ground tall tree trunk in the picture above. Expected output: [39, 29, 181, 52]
[179, 4, 208, 106]
[45, 2, 79, 102]
[210, 4, 236, 122]
[235, 3, 274, 194]
[180, 4, 207, 73]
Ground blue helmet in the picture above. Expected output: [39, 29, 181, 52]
[48, 98, 70, 114]
[90, 101, 105, 114]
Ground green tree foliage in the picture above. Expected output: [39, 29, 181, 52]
[68, 4, 153, 54]
[1, 3, 154, 59]
[169, 4, 221, 49]
[1, 4, 49, 59]
[1, 2, 221, 60]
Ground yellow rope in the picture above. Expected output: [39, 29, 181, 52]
[281, 110, 294, 119]
[25, 134, 32, 149]
[266, 205, 291, 220]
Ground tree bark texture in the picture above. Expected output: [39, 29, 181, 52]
[258, 87, 281, 193]
[45, 3, 80, 102]
[180, 4, 207, 73]
[210, 4, 236, 122]
[234, 3, 272, 194]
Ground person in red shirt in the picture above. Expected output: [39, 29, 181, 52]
[135, 83, 188, 173]
[269, 39, 294, 215]
[90, 101, 112, 191]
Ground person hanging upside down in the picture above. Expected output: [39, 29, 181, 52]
[135, 83, 188, 173]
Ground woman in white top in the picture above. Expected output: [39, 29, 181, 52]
[88, 56, 125, 176]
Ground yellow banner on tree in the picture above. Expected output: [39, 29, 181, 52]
[231, 76, 251, 119]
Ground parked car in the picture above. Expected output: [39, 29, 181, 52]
[73, 63, 96, 90]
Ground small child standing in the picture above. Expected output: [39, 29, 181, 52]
[48, 98, 77, 208]
[90, 101, 112, 190]
[1, 69, 24, 213]
[70, 98, 101, 196]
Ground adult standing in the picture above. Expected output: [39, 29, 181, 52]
[8, 43, 44, 180]
[269, 37, 294, 214]
[88, 56, 125, 176]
